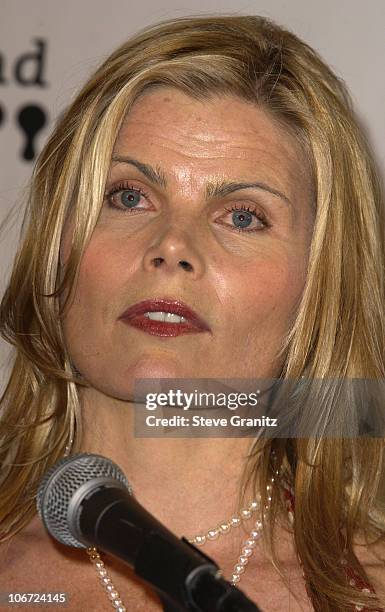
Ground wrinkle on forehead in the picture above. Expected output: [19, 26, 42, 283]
[113, 89, 312, 205]
[118, 105, 295, 153]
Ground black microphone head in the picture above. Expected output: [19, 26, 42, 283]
[36, 453, 132, 548]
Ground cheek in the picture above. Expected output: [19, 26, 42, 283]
[214, 254, 307, 328]
[61, 240, 126, 354]
[74, 238, 136, 306]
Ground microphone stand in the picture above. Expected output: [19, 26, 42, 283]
[78, 487, 262, 611]
[181, 540, 263, 611]
[144, 537, 263, 611]
[159, 593, 186, 611]
[135, 532, 263, 611]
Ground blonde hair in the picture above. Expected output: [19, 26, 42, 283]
[1, 14, 384, 611]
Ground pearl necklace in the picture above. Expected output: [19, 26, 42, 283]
[85, 473, 276, 610]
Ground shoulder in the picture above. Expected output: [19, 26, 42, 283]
[0, 516, 164, 611]
[354, 534, 385, 606]
[0, 517, 43, 583]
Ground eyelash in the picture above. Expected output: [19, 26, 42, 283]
[223, 205, 269, 233]
[104, 183, 270, 232]
[105, 183, 150, 209]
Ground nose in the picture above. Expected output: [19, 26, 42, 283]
[142, 227, 205, 279]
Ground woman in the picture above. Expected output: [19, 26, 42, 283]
[0, 13, 384, 612]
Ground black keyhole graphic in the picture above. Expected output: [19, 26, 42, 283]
[17, 104, 47, 161]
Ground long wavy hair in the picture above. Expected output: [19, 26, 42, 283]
[1, 13, 384, 611]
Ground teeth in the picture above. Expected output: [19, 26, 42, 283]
[144, 311, 187, 324]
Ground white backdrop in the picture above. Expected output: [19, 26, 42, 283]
[0, 0, 384, 380]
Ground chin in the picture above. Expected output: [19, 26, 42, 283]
[126, 356, 186, 381]
[84, 356, 189, 401]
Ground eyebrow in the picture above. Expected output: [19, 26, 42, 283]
[112, 156, 167, 188]
[205, 179, 291, 205]
[111, 155, 291, 206]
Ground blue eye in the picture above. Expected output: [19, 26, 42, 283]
[105, 184, 149, 212]
[120, 189, 141, 208]
[232, 209, 253, 229]
[220, 204, 269, 233]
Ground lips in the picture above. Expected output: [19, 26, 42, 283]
[119, 298, 211, 337]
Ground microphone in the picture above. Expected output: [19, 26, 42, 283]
[36, 453, 262, 612]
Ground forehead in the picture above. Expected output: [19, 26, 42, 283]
[112, 87, 312, 199]
[117, 88, 297, 154]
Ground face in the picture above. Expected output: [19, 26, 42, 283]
[60, 87, 314, 400]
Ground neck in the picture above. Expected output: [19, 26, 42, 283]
[78, 386, 258, 540]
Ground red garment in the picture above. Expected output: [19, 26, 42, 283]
[282, 485, 383, 612]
